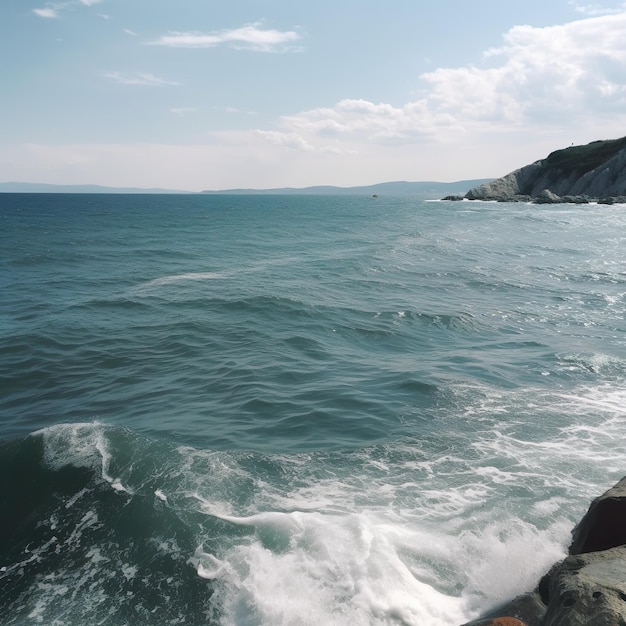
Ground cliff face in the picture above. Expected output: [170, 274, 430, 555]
[465, 137, 626, 203]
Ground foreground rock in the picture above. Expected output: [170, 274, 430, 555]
[461, 137, 626, 204]
[462, 477, 626, 625]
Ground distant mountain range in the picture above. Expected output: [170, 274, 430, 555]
[200, 180, 493, 196]
[0, 179, 492, 196]
[0, 182, 192, 194]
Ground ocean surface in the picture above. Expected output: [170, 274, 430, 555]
[1, 192, 625, 626]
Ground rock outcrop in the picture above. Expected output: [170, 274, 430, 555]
[462, 477, 626, 626]
[463, 137, 626, 204]
[570, 477, 626, 555]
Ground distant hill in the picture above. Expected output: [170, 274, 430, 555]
[0, 182, 191, 194]
[201, 179, 494, 197]
[0, 178, 494, 197]
[464, 137, 626, 203]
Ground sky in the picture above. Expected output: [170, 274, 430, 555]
[2, 0, 626, 191]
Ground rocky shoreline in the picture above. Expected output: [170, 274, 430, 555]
[443, 192, 626, 205]
[443, 136, 626, 205]
[461, 477, 626, 626]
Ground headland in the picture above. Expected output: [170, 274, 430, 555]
[444, 137, 626, 204]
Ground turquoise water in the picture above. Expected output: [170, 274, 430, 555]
[1, 193, 625, 625]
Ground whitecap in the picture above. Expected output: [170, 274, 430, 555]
[203, 508, 468, 626]
[34, 422, 133, 495]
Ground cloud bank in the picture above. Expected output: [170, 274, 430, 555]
[258, 12, 626, 157]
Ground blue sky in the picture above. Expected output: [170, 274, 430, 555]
[2, 1, 626, 190]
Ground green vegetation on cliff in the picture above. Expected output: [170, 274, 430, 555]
[544, 135, 626, 177]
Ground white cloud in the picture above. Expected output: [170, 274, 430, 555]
[33, 8, 58, 18]
[279, 99, 456, 144]
[123, 28, 138, 36]
[149, 22, 301, 52]
[211, 106, 258, 116]
[170, 107, 198, 115]
[104, 71, 180, 86]
[472, 13, 626, 121]
[569, 1, 626, 15]
[33, 0, 103, 18]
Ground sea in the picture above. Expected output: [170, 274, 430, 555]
[1, 192, 625, 626]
